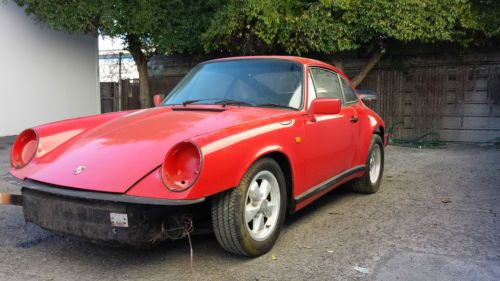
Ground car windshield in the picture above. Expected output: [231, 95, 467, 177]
[163, 59, 304, 110]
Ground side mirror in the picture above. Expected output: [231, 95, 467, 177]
[309, 98, 341, 115]
[153, 94, 165, 107]
[357, 89, 377, 101]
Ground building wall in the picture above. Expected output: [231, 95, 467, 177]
[0, 1, 100, 136]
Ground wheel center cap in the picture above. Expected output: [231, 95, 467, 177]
[260, 200, 271, 217]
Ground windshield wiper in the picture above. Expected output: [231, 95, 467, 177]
[182, 99, 252, 106]
[182, 99, 205, 106]
[255, 103, 298, 110]
[214, 99, 253, 107]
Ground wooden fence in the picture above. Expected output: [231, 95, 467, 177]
[357, 65, 500, 142]
[101, 76, 184, 113]
[100, 82, 117, 113]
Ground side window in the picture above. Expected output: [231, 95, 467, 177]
[309, 68, 344, 103]
[339, 76, 359, 103]
[307, 71, 317, 107]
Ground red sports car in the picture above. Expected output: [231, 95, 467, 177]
[4, 56, 386, 256]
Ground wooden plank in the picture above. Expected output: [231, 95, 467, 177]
[474, 79, 488, 90]
[446, 91, 457, 103]
[464, 90, 489, 103]
[439, 129, 500, 142]
[440, 117, 462, 129]
[493, 104, 500, 115]
[463, 117, 500, 129]
[463, 104, 492, 115]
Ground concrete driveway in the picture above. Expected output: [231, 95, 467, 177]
[0, 136, 499, 281]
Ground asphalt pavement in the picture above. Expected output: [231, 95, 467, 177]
[0, 136, 499, 281]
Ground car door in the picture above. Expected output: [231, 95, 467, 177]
[338, 74, 363, 167]
[303, 67, 359, 190]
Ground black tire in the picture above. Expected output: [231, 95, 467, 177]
[211, 157, 287, 256]
[349, 134, 384, 194]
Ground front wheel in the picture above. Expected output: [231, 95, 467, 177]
[349, 134, 384, 194]
[211, 157, 287, 256]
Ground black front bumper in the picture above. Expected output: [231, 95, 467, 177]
[20, 180, 207, 247]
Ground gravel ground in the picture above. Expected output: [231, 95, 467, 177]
[0, 136, 499, 281]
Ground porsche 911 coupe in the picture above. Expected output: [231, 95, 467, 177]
[3, 56, 386, 256]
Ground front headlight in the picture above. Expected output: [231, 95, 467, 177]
[11, 129, 38, 169]
[161, 141, 202, 192]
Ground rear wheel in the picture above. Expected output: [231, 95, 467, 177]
[211, 157, 287, 256]
[349, 134, 384, 194]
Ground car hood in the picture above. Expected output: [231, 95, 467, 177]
[24, 106, 288, 193]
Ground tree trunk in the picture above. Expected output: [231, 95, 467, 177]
[330, 58, 345, 73]
[126, 34, 151, 108]
[351, 48, 386, 87]
[135, 59, 150, 108]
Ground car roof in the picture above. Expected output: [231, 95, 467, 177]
[206, 56, 337, 70]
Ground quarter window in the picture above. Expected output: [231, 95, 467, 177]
[309, 68, 344, 103]
[339, 76, 359, 103]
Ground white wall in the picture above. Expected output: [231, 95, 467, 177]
[0, 1, 100, 136]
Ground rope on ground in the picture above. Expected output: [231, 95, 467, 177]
[387, 121, 500, 147]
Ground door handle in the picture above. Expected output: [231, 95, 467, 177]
[350, 116, 358, 123]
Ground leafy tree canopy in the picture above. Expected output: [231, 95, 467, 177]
[14, 0, 500, 101]
[201, 0, 499, 85]
[16, 0, 217, 55]
[203, 0, 499, 55]
[15, 0, 219, 107]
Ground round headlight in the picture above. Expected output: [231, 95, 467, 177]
[11, 129, 38, 169]
[161, 142, 202, 192]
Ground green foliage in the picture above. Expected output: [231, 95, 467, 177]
[15, 0, 498, 104]
[473, 0, 500, 39]
[203, 0, 498, 55]
[15, 0, 101, 34]
[14, 0, 499, 57]
[15, 0, 219, 57]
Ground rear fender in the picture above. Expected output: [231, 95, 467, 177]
[354, 108, 385, 166]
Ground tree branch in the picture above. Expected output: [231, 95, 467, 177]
[351, 48, 386, 87]
[330, 58, 345, 73]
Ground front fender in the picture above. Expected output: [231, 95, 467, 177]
[10, 111, 132, 179]
[35, 111, 131, 157]
[126, 117, 305, 200]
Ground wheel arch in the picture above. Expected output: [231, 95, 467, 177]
[355, 118, 386, 167]
[260, 151, 294, 213]
[373, 125, 385, 145]
[242, 150, 294, 213]
[210, 149, 292, 256]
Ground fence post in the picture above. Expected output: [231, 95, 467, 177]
[117, 52, 123, 111]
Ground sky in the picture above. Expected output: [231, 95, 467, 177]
[98, 36, 125, 51]
[98, 36, 137, 82]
